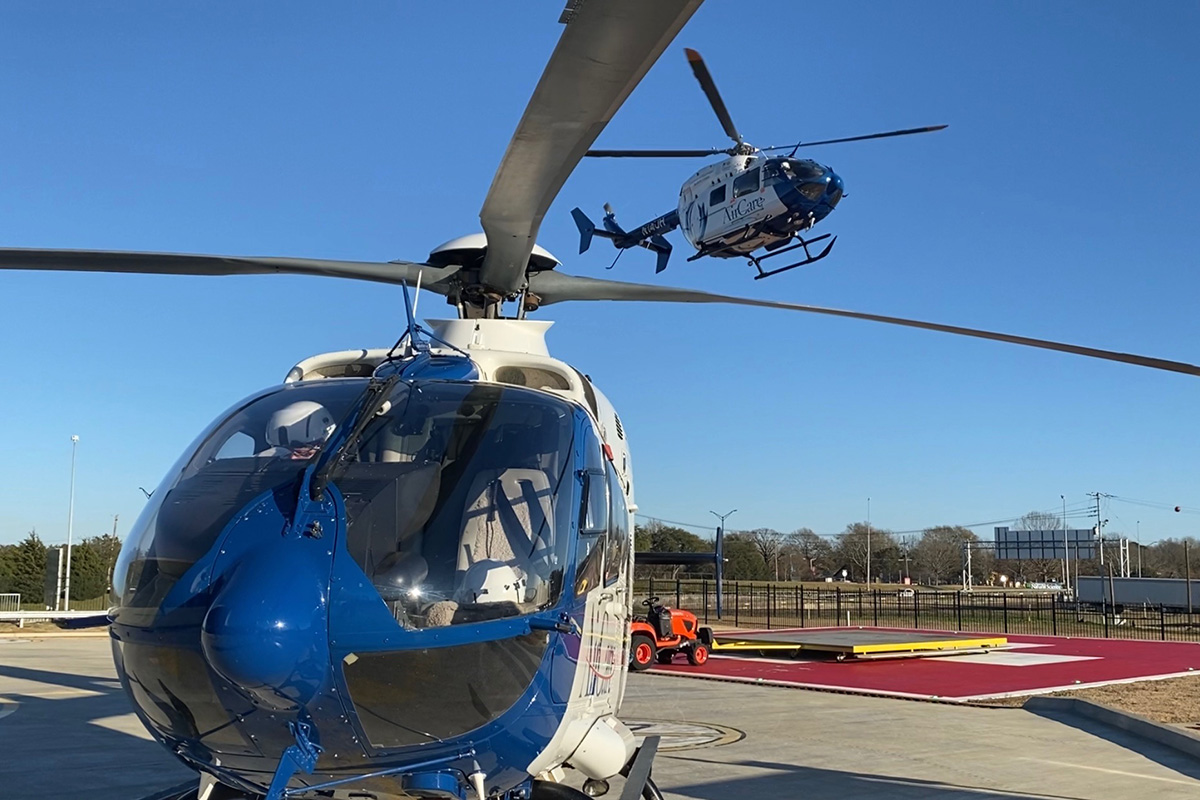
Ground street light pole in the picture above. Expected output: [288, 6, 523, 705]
[64, 435, 79, 612]
[710, 509, 737, 619]
[1061, 494, 1068, 590]
[866, 497, 871, 585]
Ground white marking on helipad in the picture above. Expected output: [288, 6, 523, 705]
[930, 652, 1099, 667]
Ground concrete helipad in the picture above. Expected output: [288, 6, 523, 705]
[2, 635, 1200, 799]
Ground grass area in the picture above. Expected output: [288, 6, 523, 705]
[16, 597, 109, 612]
[983, 674, 1200, 726]
[0, 620, 79, 633]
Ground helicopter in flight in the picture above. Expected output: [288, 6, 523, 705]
[3, 2, 1200, 800]
[571, 48, 946, 279]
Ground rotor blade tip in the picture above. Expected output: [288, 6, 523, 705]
[685, 48, 701, 61]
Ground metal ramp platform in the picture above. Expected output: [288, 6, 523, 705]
[709, 628, 1007, 661]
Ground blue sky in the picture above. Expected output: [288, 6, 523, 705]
[1, 1, 1198, 548]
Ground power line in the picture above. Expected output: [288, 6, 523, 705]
[1109, 495, 1199, 515]
[638, 495, 1196, 543]
[635, 514, 716, 533]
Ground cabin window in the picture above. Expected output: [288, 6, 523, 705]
[574, 433, 609, 596]
[604, 465, 629, 586]
[708, 184, 726, 206]
[733, 167, 760, 198]
[581, 470, 609, 534]
[575, 528, 604, 596]
[494, 365, 570, 391]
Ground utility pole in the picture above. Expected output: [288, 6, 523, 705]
[866, 497, 872, 585]
[64, 435, 79, 612]
[1087, 492, 1109, 568]
[1136, 520, 1142, 577]
[710, 509, 736, 619]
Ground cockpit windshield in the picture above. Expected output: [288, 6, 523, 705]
[113, 381, 363, 625]
[783, 159, 825, 181]
[113, 379, 578, 631]
[331, 381, 576, 629]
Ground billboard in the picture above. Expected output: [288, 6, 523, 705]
[994, 527, 1097, 560]
[43, 546, 63, 609]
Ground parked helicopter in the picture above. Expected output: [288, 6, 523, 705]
[3, 3, 1200, 800]
[572, 48, 946, 278]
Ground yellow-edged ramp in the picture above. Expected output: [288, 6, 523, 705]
[708, 629, 1007, 661]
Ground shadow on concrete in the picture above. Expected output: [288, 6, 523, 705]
[1025, 707, 1200, 782]
[663, 754, 1093, 799]
[0, 655, 195, 799]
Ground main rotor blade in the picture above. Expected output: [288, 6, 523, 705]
[478, 0, 703, 295]
[527, 271, 1200, 378]
[766, 125, 949, 151]
[684, 48, 740, 145]
[585, 147, 732, 158]
[0, 248, 462, 293]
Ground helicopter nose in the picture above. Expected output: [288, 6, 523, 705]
[825, 172, 844, 208]
[201, 542, 331, 711]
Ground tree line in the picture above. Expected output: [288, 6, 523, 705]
[0, 531, 122, 607]
[636, 511, 1200, 587]
[4, 510, 1192, 604]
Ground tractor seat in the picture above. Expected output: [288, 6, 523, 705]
[649, 605, 673, 639]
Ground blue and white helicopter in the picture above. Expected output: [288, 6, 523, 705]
[3, 3, 1200, 800]
[572, 48, 946, 279]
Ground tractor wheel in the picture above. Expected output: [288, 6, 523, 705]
[687, 642, 710, 666]
[656, 650, 675, 665]
[630, 634, 656, 671]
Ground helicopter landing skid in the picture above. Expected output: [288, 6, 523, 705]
[749, 233, 836, 280]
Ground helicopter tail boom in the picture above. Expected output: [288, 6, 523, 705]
[571, 206, 678, 272]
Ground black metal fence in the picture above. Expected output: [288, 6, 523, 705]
[635, 578, 1200, 642]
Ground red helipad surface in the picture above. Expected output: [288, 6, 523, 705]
[655, 627, 1200, 701]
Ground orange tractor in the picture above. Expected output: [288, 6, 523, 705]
[629, 596, 713, 670]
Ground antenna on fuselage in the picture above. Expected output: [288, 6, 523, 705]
[411, 269, 423, 322]
[399, 279, 427, 354]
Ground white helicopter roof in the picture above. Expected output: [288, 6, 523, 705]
[680, 153, 759, 195]
[284, 317, 634, 496]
